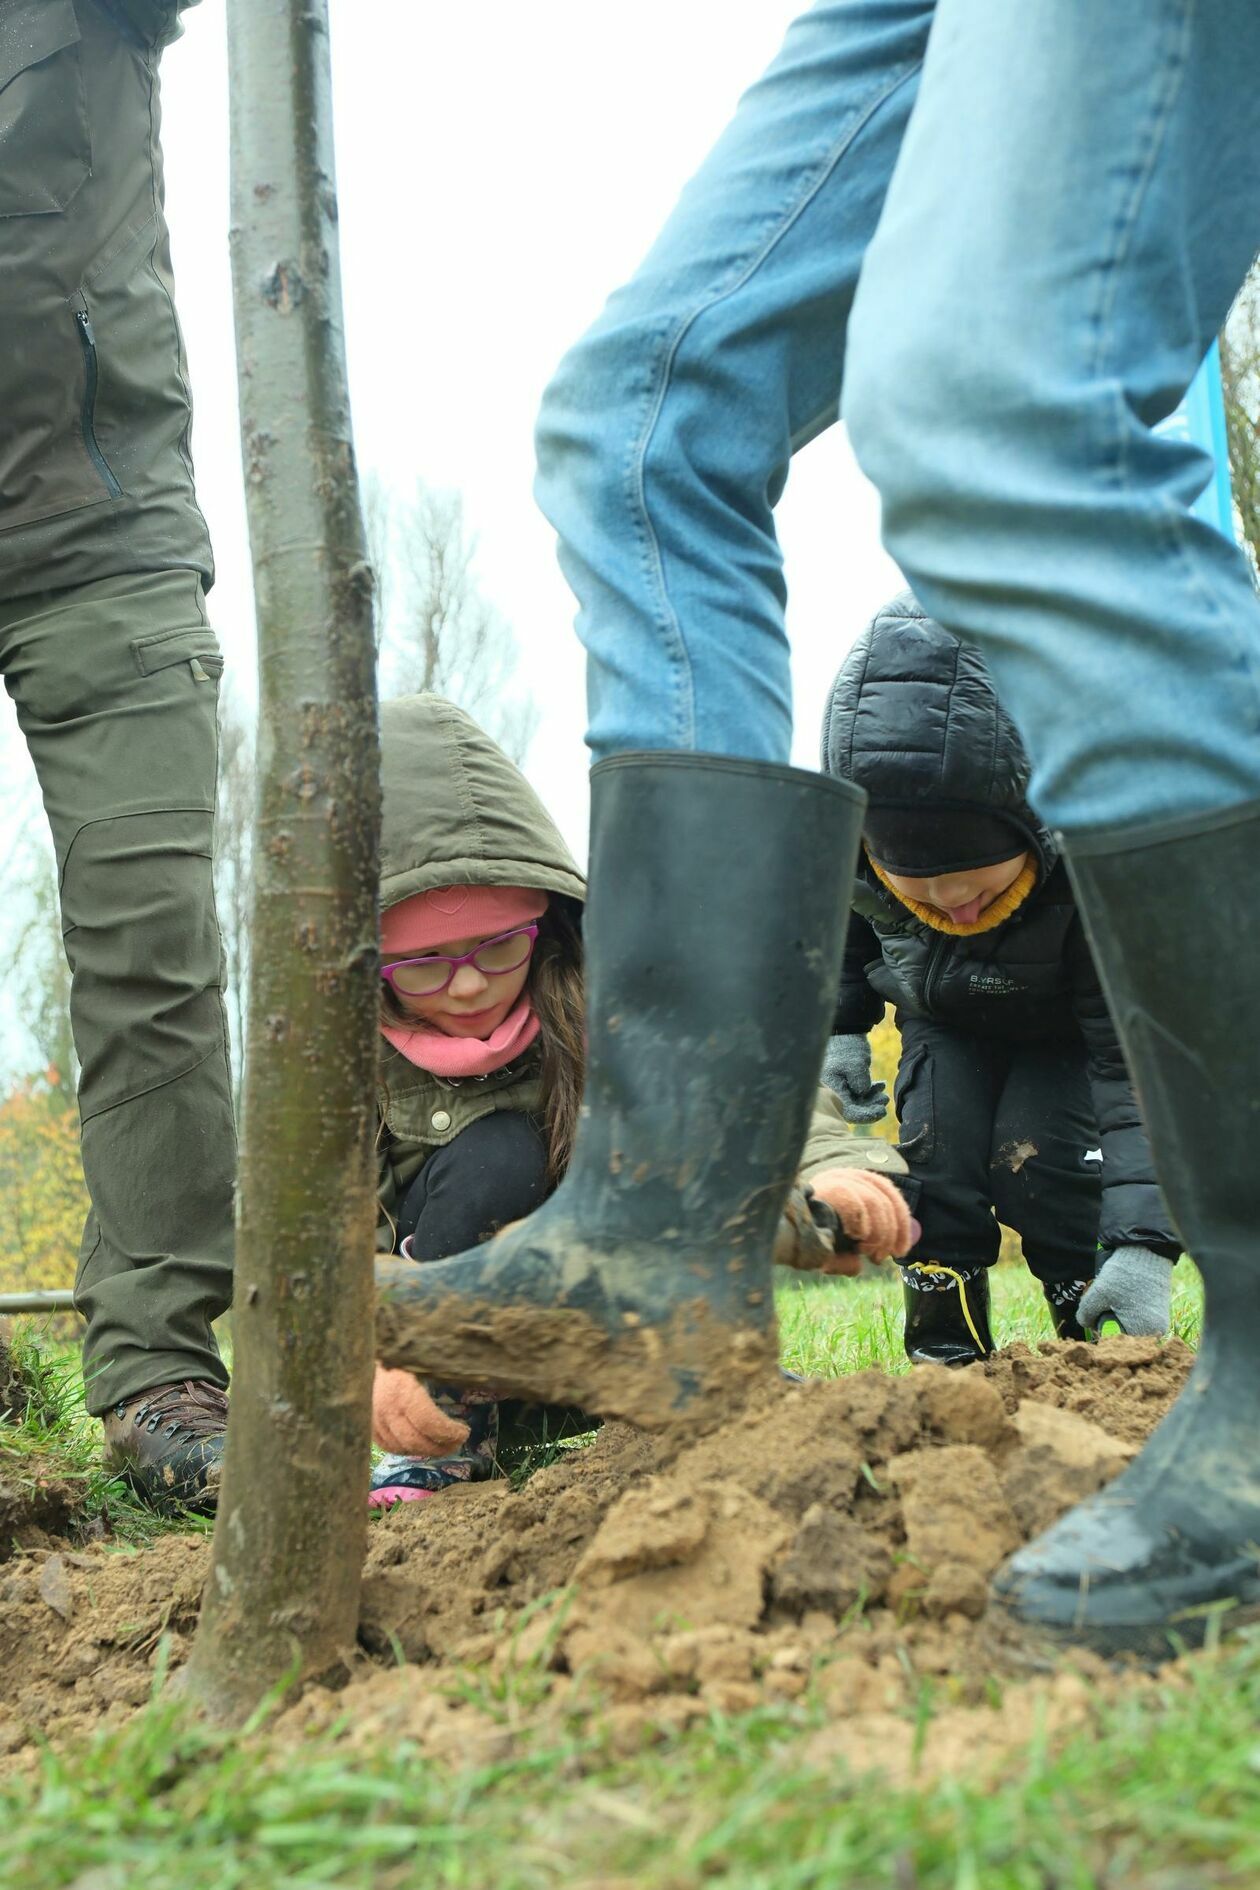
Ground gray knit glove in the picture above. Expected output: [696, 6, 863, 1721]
[821, 1033, 889, 1124]
[1079, 1246, 1174, 1338]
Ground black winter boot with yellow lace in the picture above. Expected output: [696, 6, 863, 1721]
[900, 1261, 994, 1367]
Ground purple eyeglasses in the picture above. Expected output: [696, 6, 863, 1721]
[381, 923, 539, 998]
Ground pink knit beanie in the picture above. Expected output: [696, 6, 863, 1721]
[380, 883, 549, 959]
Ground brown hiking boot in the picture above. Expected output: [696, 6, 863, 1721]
[102, 1380, 229, 1514]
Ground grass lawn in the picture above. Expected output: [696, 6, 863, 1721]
[778, 1257, 1206, 1378]
[5, 1262, 1258, 1890]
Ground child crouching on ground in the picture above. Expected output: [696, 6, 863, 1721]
[370, 693, 916, 1502]
[820, 594, 1180, 1366]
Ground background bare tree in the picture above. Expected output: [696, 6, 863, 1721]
[1221, 259, 1260, 583]
[1, 833, 76, 1103]
[0, 832, 85, 1304]
[365, 473, 539, 762]
[215, 474, 530, 1093]
[214, 681, 255, 1111]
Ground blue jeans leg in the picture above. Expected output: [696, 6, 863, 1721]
[535, 0, 931, 762]
[846, 0, 1260, 831]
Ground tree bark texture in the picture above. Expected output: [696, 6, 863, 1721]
[182, 0, 379, 1724]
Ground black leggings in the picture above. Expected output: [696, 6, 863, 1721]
[894, 1015, 1099, 1284]
[396, 1109, 551, 1261]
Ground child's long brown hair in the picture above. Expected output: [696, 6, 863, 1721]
[379, 893, 586, 1186]
[529, 895, 586, 1183]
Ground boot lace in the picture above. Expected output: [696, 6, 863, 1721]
[126, 1380, 229, 1443]
[904, 1261, 989, 1354]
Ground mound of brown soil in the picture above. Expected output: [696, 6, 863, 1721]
[0, 1443, 88, 1570]
[2, 1329, 102, 1573]
[0, 1338, 1194, 1780]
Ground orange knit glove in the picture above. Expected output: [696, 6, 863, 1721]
[371, 1364, 470, 1457]
[806, 1169, 915, 1270]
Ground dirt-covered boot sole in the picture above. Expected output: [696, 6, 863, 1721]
[104, 1436, 225, 1516]
[992, 1348, 1260, 1660]
[376, 1229, 779, 1432]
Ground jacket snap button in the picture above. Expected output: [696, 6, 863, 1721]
[431, 1109, 452, 1132]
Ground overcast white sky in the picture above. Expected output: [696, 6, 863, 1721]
[163, 0, 902, 834]
[1, 0, 905, 1061]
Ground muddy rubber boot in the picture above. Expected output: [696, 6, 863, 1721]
[1042, 1277, 1094, 1342]
[102, 1380, 228, 1515]
[375, 753, 865, 1428]
[994, 801, 1260, 1655]
[901, 1262, 994, 1366]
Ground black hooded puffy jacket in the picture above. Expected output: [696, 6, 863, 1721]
[821, 592, 1178, 1260]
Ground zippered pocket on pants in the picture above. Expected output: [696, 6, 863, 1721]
[71, 295, 123, 499]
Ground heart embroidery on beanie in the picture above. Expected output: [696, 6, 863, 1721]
[423, 886, 471, 915]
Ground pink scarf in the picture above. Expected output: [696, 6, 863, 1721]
[381, 994, 540, 1078]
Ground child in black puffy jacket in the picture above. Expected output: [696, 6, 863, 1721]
[820, 593, 1180, 1365]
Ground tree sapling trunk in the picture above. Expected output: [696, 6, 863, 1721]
[181, 0, 380, 1724]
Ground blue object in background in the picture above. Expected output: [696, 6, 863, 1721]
[1155, 339, 1236, 542]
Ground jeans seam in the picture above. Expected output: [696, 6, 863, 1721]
[626, 61, 923, 750]
[1091, 3, 1190, 387]
[1092, 0, 1190, 507]
[1093, 0, 1260, 721]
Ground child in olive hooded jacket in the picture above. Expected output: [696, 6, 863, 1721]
[820, 596, 1180, 1367]
[370, 694, 915, 1501]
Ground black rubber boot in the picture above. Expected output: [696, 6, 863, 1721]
[1042, 1276, 1093, 1342]
[375, 753, 865, 1428]
[901, 1262, 994, 1366]
[994, 800, 1260, 1655]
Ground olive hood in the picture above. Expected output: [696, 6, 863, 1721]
[379, 695, 585, 915]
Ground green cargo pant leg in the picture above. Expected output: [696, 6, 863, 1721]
[0, 570, 237, 1415]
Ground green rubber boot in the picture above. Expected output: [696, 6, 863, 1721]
[1042, 1276, 1094, 1342]
[994, 800, 1260, 1655]
[375, 752, 865, 1428]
